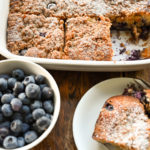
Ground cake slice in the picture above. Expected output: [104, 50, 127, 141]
[93, 95, 150, 150]
[9, 0, 67, 18]
[7, 13, 64, 58]
[64, 16, 113, 61]
[64, 0, 108, 18]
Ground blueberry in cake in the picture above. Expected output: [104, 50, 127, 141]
[7, 0, 150, 60]
[123, 83, 150, 115]
[9, 0, 67, 18]
[7, 13, 65, 59]
[93, 95, 150, 150]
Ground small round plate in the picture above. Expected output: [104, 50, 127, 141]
[73, 77, 137, 150]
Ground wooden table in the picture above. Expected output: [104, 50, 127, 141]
[0, 55, 150, 150]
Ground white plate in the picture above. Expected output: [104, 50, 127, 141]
[0, 0, 150, 71]
[73, 77, 139, 150]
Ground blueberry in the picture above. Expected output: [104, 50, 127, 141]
[0, 78, 8, 91]
[32, 123, 43, 134]
[12, 113, 23, 121]
[36, 116, 50, 131]
[39, 32, 46, 37]
[19, 49, 27, 56]
[17, 137, 25, 147]
[30, 100, 42, 110]
[25, 114, 34, 124]
[11, 132, 20, 137]
[0, 121, 10, 129]
[21, 105, 30, 114]
[24, 131, 38, 144]
[0, 92, 2, 100]
[105, 103, 114, 111]
[18, 93, 30, 105]
[32, 108, 46, 120]
[1, 94, 14, 104]
[45, 113, 52, 120]
[134, 91, 142, 100]
[13, 82, 24, 95]
[23, 75, 35, 86]
[8, 78, 17, 89]
[43, 100, 54, 114]
[0, 127, 9, 143]
[25, 83, 41, 100]
[1, 104, 13, 117]
[22, 123, 30, 133]
[11, 98, 22, 111]
[3, 136, 18, 149]
[35, 75, 45, 84]
[0, 74, 10, 80]
[5, 89, 12, 94]
[42, 87, 53, 100]
[10, 120, 22, 133]
[128, 50, 141, 61]
[12, 69, 25, 81]
[0, 114, 3, 122]
[40, 84, 48, 90]
[47, 2, 56, 9]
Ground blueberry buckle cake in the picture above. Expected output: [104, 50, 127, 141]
[93, 82, 150, 150]
[93, 95, 150, 150]
[64, 16, 113, 61]
[7, 0, 150, 61]
[7, 13, 65, 59]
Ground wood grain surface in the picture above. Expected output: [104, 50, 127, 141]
[0, 55, 150, 150]
[32, 69, 150, 150]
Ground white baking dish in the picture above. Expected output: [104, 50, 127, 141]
[0, 0, 150, 71]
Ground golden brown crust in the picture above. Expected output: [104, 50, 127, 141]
[64, 16, 113, 61]
[10, 0, 150, 24]
[93, 95, 150, 150]
[7, 13, 64, 57]
[9, 0, 67, 19]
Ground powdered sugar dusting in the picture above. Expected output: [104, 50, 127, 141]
[64, 17, 113, 60]
[104, 0, 148, 16]
[93, 96, 150, 150]
[106, 107, 149, 149]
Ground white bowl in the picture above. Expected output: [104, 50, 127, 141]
[0, 59, 60, 150]
[0, 0, 150, 71]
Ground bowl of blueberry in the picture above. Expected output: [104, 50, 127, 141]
[0, 59, 60, 150]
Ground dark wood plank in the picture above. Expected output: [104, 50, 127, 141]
[32, 71, 122, 150]
[124, 69, 150, 82]
[0, 55, 5, 60]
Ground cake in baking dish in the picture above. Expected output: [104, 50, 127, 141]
[9, 0, 108, 18]
[93, 95, 150, 150]
[7, 13, 65, 59]
[9, 0, 67, 18]
[10, 0, 150, 27]
[7, 0, 150, 61]
[64, 16, 113, 61]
